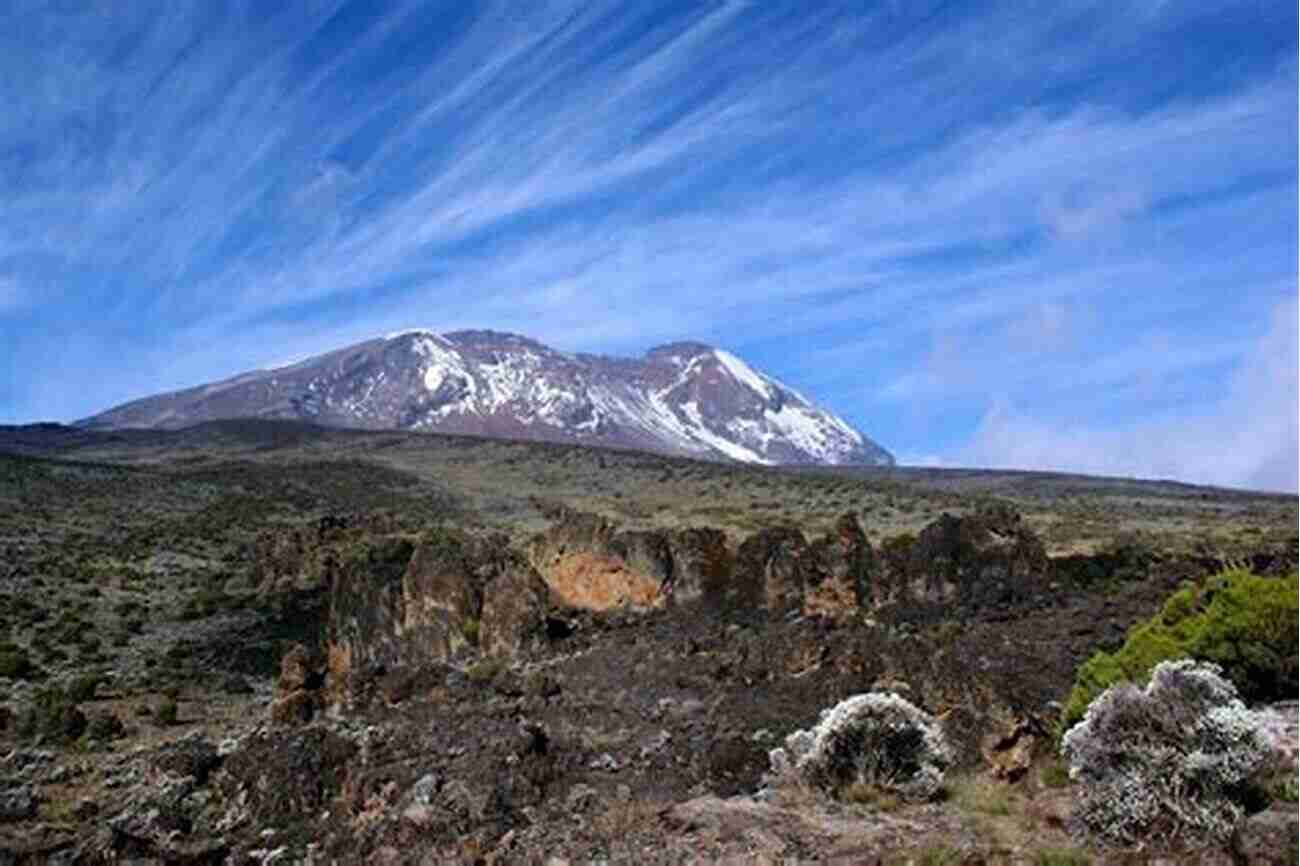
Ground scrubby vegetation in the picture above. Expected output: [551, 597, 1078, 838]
[16, 686, 87, 744]
[155, 697, 179, 726]
[0, 642, 36, 680]
[1060, 567, 1298, 733]
[770, 692, 952, 803]
[1061, 659, 1272, 845]
[0, 422, 1295, 863]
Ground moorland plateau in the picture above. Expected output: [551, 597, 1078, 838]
[0, 420, 1296, 864]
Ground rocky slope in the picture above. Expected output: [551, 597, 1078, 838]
[80, 330, 893, 466]
[3, 504, 1295, 864]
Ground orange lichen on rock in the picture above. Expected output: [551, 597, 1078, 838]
[540, 551, 664, 612]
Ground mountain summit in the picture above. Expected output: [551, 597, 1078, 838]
[82, 330, 894, 466]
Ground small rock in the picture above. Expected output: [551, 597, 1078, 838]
[276, 644, 315, 694]
[1234, 806, 1300, 865]
[154, 735, 221, 783]
[408, 773, 439, 806]
[589, 753, 620, 772]
[980, 715, 1045, 782]
[222, 674, 254, 695]
[566, 783, 599, 813]
[0, 786, 36, 822]
[402, 804, 436, 827]
[270, 688, 318, 725]
[639, 729, 672, 760]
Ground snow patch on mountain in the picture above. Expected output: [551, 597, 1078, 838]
[82, 330, 894, 467]
[681, 400, 770, 464]
[761, 404, 851, 463]
[714, 349, 777, 401]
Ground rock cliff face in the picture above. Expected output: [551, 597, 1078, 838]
[80, 330, 894, 467]
[323, 529, 552, 709]
[58, 506, 1286, 865]
[523, 504, 1048, 623]
[253, 504, 1070, 715]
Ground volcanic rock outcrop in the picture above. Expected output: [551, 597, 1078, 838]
[263, 504, 1068, 716]
[325, 529, 552, 709]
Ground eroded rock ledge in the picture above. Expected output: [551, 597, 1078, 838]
[256, 503, 1125, 724]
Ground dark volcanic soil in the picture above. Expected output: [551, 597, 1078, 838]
[0, 420, 1295, 864]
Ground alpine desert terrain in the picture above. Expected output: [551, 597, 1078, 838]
[0, 420, 1295, 865]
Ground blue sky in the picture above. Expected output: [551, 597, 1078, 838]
[1, 0, 1296, 491]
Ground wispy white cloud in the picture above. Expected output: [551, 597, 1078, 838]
[0, 0, 1294, 493]
[954, 298, 1298, 492]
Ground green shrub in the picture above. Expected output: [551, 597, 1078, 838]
[946, 775, 1013, 815]
[466, 657, 504, 684]
[0, 646, 35, 680]
[1034, 849, 1090, 866]
[86, 711, 125, 741]
[903, 846, 961, 866]
[1060, 568, 1297, 733]
[461, 617, 481, 646]
[1269, 772, 1298, 803]
[156, 698, 178, 726]
[65, 674, 100, 702]
[17, 687, 87, 743]
[841, 780, 901, 811]
[1039, 760, 1070, 789]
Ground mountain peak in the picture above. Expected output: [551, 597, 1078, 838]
[645, 340, 715, 362]
[83, 331, 893, 467]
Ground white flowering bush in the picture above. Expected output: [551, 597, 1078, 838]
[1061, 658, 1272, 845]
[769, 692, 952, 802]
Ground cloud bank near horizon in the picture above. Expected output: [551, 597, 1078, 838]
[0, 1, 1295, 491]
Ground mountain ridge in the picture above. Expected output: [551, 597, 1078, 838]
[81, 330, 894, 467]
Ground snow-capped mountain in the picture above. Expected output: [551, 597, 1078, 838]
[81, 330, 894, 466]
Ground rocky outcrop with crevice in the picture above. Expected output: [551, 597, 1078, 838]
[325, 529, 553, 709]
[870, 504, 1051, 621]
[525, 509, 671, 612]
[527, 507, 885, 620]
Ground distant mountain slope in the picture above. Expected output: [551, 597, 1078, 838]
[80, 330, 893, 467]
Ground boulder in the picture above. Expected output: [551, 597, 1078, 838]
[253, 512, 407, 593]
[735, 526, 810, 615]
[890, 504, 1048, 616]
[0, 786, 36, 822]
[217, 727, 358, 830]
[804, 512, 876, 619]
[527, 510, 668, 611]
[275, 643, 319, 694]
[271, 643, 325, 724]
[327, 534, 417, 688]
[663, 527, 733, 606]
[325, 529, 559, 707]
[978, 715, 1046, 782]
[1233, 806, 1300, 865]
[479, 561, 551, 658]
[271, 688, 320, 725]
[154, 736, 222, 784]
[399, 528, 481, 661]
